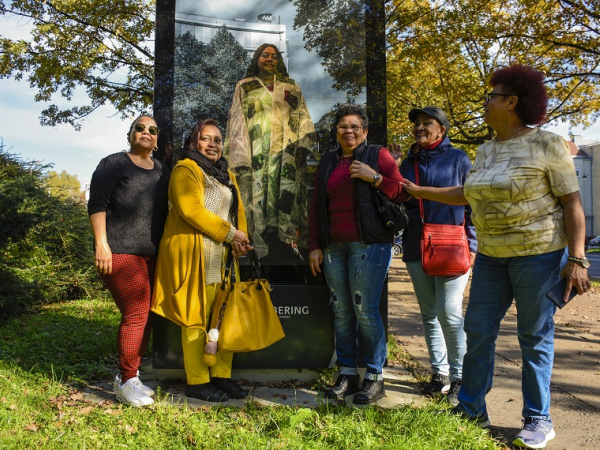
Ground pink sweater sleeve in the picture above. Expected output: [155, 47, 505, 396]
[376, 147, 409, 203]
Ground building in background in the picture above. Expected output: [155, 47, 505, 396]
[571, 135, 600, 238]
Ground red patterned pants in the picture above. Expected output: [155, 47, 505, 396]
[101, 254, 156, 383]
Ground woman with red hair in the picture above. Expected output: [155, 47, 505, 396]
[402, 65, 590, 448]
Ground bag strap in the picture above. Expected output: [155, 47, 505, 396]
[414, 159, 425, 223]
[414, 159, 466, 227]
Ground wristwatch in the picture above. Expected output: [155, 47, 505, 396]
[371, 173, 381, 186]
[567, 256, 591, 268]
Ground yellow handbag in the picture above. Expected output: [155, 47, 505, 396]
[209, 250, 284, 352]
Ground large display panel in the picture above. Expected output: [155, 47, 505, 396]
[153, 0, 387, 370]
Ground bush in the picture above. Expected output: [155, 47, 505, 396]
[0, 144, 102, 321]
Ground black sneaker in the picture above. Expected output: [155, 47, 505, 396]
[352, 379, 385, 405]
[422, 373, 451, 396]
[449, 406, 491, 429]
[324, 374, 361, 399]
[446, 379, 461, 406]
[211, 377, 249, 399]
[185, 382, 230, 402]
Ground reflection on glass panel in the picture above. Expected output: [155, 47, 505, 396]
[173, 0, 367, 267]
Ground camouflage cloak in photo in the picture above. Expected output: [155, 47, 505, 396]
[224, 75, 317, 261]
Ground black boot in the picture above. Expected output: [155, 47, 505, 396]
[186, 382, 230, 402]
[211, 377, 249, 399]
[353, 379, 385, 404]
[323, 374, 361, 399]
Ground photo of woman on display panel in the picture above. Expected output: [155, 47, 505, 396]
[173, 0, 370, 270]
[224, 43, 317, 265]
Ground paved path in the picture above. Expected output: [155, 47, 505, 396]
[388, 258, 600, 449]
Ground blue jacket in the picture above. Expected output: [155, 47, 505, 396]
[399, 136, 477, 263]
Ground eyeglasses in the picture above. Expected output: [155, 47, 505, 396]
[484, 92, 515, 103]
[260, 52, 279, 60]
[199, 136, 223, 146]
[337, 125, 364, 133]
[134, 123, 159, 135]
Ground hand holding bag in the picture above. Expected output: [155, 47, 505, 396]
[209, 250, 285, 352]
[415, 160, 470, 277]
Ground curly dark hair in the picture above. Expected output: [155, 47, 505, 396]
[245, 43, 289, 78]
[489, 65, 548, 125]
[185, 118, 221, 150]
[334, 104, 369, 128]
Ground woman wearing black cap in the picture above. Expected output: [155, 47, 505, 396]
[399, 106, 477, 405]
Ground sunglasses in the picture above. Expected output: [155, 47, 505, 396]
[133, 123, 159, 136]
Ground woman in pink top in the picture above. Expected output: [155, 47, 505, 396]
[308, 104, 409, 404]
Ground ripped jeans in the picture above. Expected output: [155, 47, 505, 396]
[323, 241, 391, 379]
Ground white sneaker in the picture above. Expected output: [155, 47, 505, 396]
[116, 378, 154, 407]
[114, 373, 155, 397]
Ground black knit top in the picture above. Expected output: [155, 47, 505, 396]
[88, 152, 169, 256]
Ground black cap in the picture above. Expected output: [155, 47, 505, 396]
[408, 107, 450, 136]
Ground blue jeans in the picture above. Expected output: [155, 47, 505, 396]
[457, 250, 562, 420]
[323, 241, 391, 379]
[406, 262, 469, 381]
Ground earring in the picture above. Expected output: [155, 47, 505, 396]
[153, 146, 158, 152]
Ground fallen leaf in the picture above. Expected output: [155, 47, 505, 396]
[78, 406, 93, 415]
[25, 423, 38, 432]
[70, 392, 84, 401]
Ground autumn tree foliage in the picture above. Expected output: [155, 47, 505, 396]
[45, 170, 84, 202]
[386, 0, 600, 153]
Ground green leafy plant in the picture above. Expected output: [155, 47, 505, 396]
[0, 144, 102, 322]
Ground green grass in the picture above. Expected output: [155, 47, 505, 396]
[0, 297, 502, 449]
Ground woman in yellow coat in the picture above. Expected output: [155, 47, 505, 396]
[152, 119, 252, 402]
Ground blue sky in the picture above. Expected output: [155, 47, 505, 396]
[0, 13, 131, 188]
[1, 13, 599, 189]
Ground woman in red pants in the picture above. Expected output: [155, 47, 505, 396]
[88, 115, 169, 407]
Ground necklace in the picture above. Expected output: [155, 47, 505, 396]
[509, 126, 528, 140]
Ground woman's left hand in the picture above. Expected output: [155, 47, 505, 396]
[350, 160, 377, 183]
[561, 261, 591, 298]
[231, 230, 253, 256]
[232, 241, 253, 256]
[308, 249, 323, 277]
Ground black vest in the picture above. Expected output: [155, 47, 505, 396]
[316, 143, 395, 247]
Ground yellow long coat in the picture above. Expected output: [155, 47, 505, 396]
[151, 158, 247, 329]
